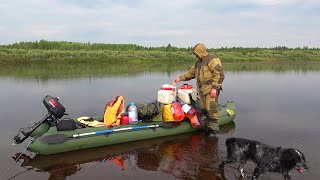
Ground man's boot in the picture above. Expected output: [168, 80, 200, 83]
[200, 109, 207, 118]
[205, 119, 219, 134]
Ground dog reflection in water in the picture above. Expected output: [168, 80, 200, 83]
[218, 137, 308, 180]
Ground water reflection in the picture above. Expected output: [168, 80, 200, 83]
[1, 62, 320, 81]
[13, 123, 235, 180]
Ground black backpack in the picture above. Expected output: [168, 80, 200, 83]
[56, 118, 77, 131]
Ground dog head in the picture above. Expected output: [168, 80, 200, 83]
[280, 148, 308, 173]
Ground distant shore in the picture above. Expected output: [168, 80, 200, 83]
[1, 40, 319, 62]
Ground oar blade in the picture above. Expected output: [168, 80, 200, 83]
[40, 134, 69, 144]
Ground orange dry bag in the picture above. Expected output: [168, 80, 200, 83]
[171, 101, 185, 122]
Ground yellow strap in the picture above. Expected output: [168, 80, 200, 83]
[226, 109, 235, 116]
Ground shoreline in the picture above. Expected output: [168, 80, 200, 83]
[1, 48, 319, 63]
[1, 40, 319, 62]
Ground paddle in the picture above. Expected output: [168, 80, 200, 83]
[40, 122, 180, 144]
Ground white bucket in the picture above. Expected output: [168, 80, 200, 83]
[157, 84, 176, 104]
[177, 84, 198, 104]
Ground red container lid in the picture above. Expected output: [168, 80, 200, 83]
[161, 87, 174, 90]
[180, 84, 192, 89]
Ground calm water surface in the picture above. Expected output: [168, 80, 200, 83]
[0, 63, 319, 180]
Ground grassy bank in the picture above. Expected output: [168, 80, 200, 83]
[0, 40, 319, 62]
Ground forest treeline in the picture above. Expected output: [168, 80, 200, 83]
[0, 40, 319, 62]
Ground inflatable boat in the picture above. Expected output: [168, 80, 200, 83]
[13, 95, 236, 155]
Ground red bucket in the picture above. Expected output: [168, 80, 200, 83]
[120, 114, 129, 125]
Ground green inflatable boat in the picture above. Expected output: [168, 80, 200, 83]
[13, 95, 236, 155]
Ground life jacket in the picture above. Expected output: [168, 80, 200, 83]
[103, 96, 124, 127]
[77, 116, 107, 127]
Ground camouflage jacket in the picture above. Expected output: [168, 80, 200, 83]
[179, 44, 224, 95]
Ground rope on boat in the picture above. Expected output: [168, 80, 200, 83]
[0, 137, 35, 180]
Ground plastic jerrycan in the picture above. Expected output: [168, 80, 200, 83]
[182, 104, 201, 128]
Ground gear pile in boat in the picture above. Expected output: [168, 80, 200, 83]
[78, 83, 203, 128]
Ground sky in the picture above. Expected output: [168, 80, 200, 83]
[0, 0, 319, 48]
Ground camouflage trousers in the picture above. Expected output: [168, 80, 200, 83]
[199, 92, 219, 131]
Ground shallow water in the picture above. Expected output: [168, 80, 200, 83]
[0, 62, 319, 180]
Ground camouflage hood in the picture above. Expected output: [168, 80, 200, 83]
[193, 43, 208, 59]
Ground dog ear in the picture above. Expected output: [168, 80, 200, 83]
[295, 149, 306, 162]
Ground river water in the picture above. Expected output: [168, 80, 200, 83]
[0, 62, 319, 180]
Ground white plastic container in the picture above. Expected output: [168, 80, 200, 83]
[177, 84, 198, 104]
[157, 84, 176, 104]
[128, 102, 138, 124]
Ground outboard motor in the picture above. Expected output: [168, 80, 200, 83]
[13, 95, 66, 144]
[43, 95, 66, 119]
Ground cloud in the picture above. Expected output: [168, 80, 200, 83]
[24, 25, 65, 38]
[0, 0, 319, 48]
[238, 0, 295, 6]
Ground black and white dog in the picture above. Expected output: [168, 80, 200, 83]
[218, 137, 308, 180]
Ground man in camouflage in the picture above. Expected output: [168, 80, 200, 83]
[174, 43, 224, 133]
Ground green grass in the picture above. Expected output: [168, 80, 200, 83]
[0, 40, 319, 62]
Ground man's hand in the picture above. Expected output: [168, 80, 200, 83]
[211, 89, 217, 98]
[174, 78, 181, 83]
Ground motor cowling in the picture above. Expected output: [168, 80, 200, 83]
[43, 95, 66, 119]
